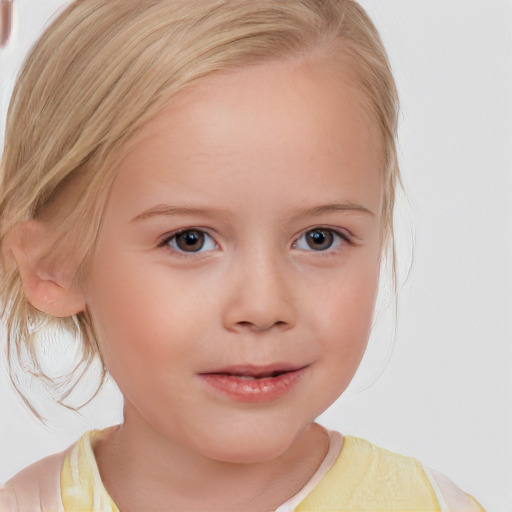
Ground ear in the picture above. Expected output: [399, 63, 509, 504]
[5, 220, 86, 317]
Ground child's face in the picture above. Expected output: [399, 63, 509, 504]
[84, 57, 383, 463]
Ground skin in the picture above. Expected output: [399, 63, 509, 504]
[83, 55, 384, 511]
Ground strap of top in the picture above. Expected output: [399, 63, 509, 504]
[421, 464, 485, 512]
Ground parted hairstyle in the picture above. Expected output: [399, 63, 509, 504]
[0, 0, 399, 410]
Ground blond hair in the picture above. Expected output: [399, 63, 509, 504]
[0, 0, 399, 411]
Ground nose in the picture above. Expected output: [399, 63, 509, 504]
[222, 248, 297, 333]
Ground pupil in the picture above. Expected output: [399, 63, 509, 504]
[306, 230, 333, 250]
[176, 230, 204, 252]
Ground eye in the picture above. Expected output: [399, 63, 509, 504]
[294, 228, 346, 252]
[163, 229, 217, 253]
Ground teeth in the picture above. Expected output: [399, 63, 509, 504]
[236, 372, 284, 379]
[217, 370, 289, 379]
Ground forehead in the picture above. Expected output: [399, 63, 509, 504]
[110, 56, 383, 218]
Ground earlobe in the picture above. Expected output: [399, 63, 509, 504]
[6, 220, 86, 318]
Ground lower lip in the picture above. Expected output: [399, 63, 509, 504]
[199, 368, 305, 403]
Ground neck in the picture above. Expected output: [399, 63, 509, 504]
[94, 403, 330, 512]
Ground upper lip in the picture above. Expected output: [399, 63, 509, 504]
[199, 363, 308, 378]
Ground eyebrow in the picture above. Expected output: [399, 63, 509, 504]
[131, 202, 374, 223]
[131, 205, 234, 223]
[296, 203, 375, 218]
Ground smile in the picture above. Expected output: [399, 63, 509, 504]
[198, 364, 308, 403]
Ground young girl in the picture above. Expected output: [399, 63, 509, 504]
[0, 1, 485, 510]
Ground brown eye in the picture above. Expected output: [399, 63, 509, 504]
[176, 230, 204, 252]
[166, 229, 216, 253]
[305, 229, 334, 251]
[294, 228, 345, 252]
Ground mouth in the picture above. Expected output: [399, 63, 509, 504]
[198, 364, 308, 402]
[201, 364, 306, 379]
[217, 370, 295, 380]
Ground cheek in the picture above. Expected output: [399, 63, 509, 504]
[85, 257, 210, 380]
[297, 254, 381, 419]
[312, 253, 381, 359]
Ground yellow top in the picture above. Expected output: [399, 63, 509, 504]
[60, 430, 118, 512]
[1, 428, 485, 511]
[296, 436, 439, 511]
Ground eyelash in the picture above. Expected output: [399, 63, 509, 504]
[158, 228, 218, 257]
[293, 227, 353, 254]
[158, 227, 353, 257]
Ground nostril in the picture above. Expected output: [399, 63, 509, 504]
[235, 319, 289, 332]
[224, 282, 297, 332]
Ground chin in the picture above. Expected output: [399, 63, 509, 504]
[206, 441, 291, 465]
[196, 420, 308, 465]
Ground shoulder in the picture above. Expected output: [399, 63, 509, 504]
[297, 435, 485, 511]
[343, 437, 484, 511]
[0, 427, 118, 512]
[0, 448, 68, 512]
[341, 436, 441, 507]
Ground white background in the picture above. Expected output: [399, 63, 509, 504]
[1, 1, 511, 510]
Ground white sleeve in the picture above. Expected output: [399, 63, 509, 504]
[0, 487, 18, 512]
[1, 450, 66, 512]
[421, 464, 484, 512]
